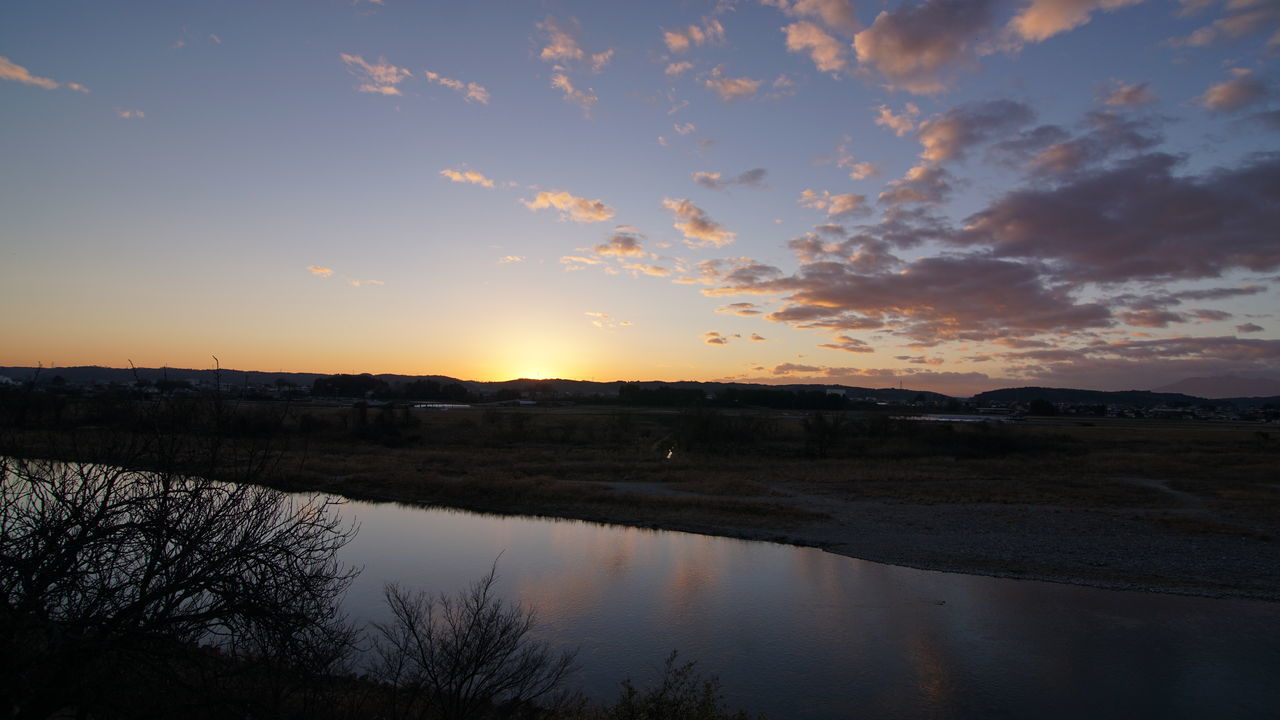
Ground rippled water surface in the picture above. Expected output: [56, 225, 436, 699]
[338, 499, 1280, 720]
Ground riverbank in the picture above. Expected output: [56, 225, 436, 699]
[324, 473, 1280, 603]
[7, 400, 1278, 602]
[262, 410, 1278, 602]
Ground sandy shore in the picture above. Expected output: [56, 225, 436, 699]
[333, 475, 1280, 603]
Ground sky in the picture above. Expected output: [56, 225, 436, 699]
[1, 0, 1278, 395]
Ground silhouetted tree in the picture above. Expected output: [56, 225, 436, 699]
[373, 567, 577, 720]
[0, 456, 358, 719]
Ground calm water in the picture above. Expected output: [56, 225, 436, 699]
[338, 499, 1280, 720]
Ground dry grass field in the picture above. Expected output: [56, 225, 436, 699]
[6, 396, 1279, 599]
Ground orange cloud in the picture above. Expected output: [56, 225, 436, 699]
[784, 21, 849, 73]
[425, 70, 490, 103]
[662, 198, 737, 247]
[440, 168, 496, 188]
[524, 191, 615, 222]
[339, 53, 410, 95]
[0, 56, 88, 92]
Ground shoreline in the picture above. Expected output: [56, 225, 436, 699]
[304, 480, 1280, 604]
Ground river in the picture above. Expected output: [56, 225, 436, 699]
[340, 498, 1279, 719]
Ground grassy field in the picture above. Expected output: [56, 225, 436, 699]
[5, 394, 1279, 597]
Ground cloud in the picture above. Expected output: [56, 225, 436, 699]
[499, 255, 525, 264]
[853, 0, 1001, 94]
[1198, 68, 1268, 113]
[560, 255, 607, 270]
[440, 168, 496, 188]
[590, 50, 615, 73]
[783, 21, 850, 73]
[594, 231, 648, 256]
[1101, 81, 1157, 106]
[829, 136, 882, 180]
[1116, 309, 1194, 327]
[550, 73, 598, 115]
[1018, 111, 1162, 176]
[425, 70, 490, 103]
[704, 67, 762, 100]
[537, 17, 612, 113]
[879, 164, 957, 206]
[115, 108, 145, 119]
[958, 152, 1280, 282]
[1007, 0, 1146, 44]
[1237, 322, 1265, 333]
[709, 252, 1112, 346]
[586, 312, 632, 329]
[666, 61, 694, 76]
[662, 198, 737, 247]
[674, 122, 697, 135]
[693, 168, 768, 189]
[1170, 0, 1280, 47]
[718, 302, 765, 316]
[703, 331, 731, 345]
[798, 189, 870, 218]
[1252, 109, 1280, 131]
[340, 53, 411, 95]
[750, 333, 767, 341]
[772, 362, 822, 374]
[693, 257, 786, 289]
[784, 0, 861, 36]
[818, 335, 875, 353]
[538, 17, 586, 63]
[0, 56, 88, 92]
[917, 100, 1037, 163]
[875, 103, 920, 136]
[523, 191, 615, 222]
[993, 336, 1280, 390]
[307, 265, 334, 277]
[663, 18, 726, 53]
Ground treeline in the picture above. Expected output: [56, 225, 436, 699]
[312, 374, 469, 402]
[617, 383, 946, 411]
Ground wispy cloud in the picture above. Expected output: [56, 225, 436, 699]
[498, 255, 525, 264]
[586, 312, 633, 329]
[307, 265, 335, 277]
[440, 168, 496, 188]
[875, 103, 920, 136]
[692, 168, 767, 190]
[1008, 0, 1146, 43]
[1198, 68, 1268, 112]
[665, 61, 694, 76]
[663, 18, 726, 53]
[523, 191, 615, 222]
[784, 21, 850, 74]
[798, 189, 869, 218]
[425, 70, 490, 103]
[550, 73, 598, 115]
[704, 67, 761, 100]
[0, 56, 88, 92]
[1101, 80, 1157, 106]
[115, 108, 145, 119]
[663, 198, 737, 247]
[538, 17, 586, 63]
[340, 53, 410, 95]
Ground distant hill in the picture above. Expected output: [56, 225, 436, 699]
[970, 386, 1204, 407]
[1152, 375, 1280, 399]
[0, 365, 952, 404]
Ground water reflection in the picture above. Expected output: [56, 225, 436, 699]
[342, 499, 1280, 720]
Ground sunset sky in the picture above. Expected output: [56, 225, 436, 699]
[2, 0, 1277, 394]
